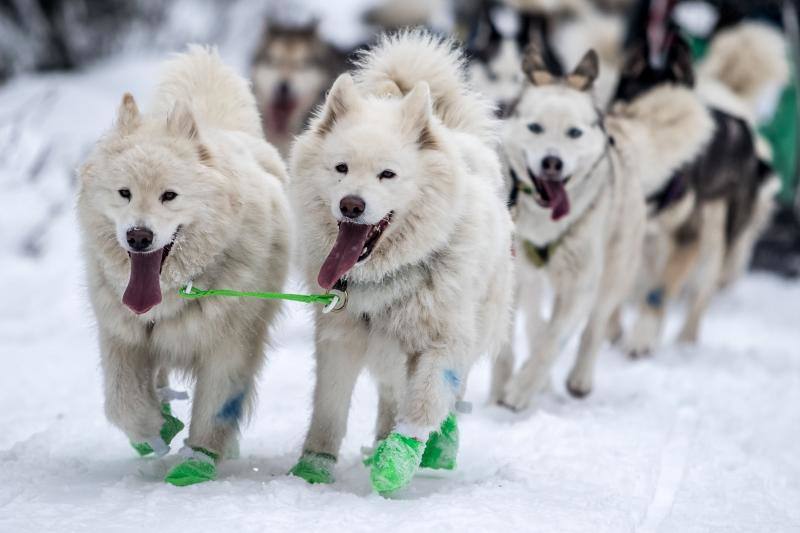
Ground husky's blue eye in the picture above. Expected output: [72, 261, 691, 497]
[528, 123, 544, 134]
[335, 163, 348, 174]
[118, 188, 131, 200]
[161, 191, 178, 202]
[567, 127, 583, 139]
[379, 169, 396, 180]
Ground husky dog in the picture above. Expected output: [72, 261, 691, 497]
[288, 31, 514, 495]
[251, 21, 345, 156]
[494, 44, 712, 409]
[77, 47, 290, 486]
[614, 33, 780, 356]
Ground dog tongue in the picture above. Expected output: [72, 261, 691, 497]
[317, 222, 372, 290]
[122, 250, 163, 314]
[542, 180, 570, 221]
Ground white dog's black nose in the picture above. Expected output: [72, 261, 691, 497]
[127, 227, 154, 251]
[541, 156, 563, 173]
[340, 195, 366, 219]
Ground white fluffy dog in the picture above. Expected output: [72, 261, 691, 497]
[77, 47, 290, 486]
[288, 31, 514, 495]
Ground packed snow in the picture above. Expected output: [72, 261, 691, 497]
[1, 3, 799, 532]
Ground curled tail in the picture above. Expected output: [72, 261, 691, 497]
[698, 22, 790, 119]
[151, 45, 263, 139]
[353, 29, 498, 144]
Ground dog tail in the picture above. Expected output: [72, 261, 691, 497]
[697, 22, 789, 120]
[608, 85, 715, 197]
[151, 45, 264, 139]
[354, 29, 498, 144]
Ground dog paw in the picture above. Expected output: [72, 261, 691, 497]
[677, 325, 699, 344]
[565, 370, 592, 399]
[500, 377, 535, 412]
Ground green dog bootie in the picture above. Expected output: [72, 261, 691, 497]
[164, 447, 218, 487]
[131, 402, 185, 457]
[289, 452, 336, 484]
[421, 413, 459, 470]
[369, 432, 425, 495]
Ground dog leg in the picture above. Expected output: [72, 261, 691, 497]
[291, 315, 368, 484]
[490, 342, 515, 405]
[679, 200, 726, 343]
[100, 332, 165, 447]
[502, 280, 598, 411]
[626, 238, 700, 357]
[374, 383, 398, 443]
[606, 308, 623, 345]
[566, 302, 616, 398]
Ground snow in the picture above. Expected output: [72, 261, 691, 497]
[1, 5, 800, 532]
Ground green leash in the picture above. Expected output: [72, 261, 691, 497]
[178, 282, 346, 313]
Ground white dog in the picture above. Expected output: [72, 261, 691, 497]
[493, 45, 713, 410]
[288, 30, 514, 495]
[77, 46, 290, 486]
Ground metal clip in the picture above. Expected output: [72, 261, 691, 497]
[183, 280, 193, 295]
[322, 288, 347, 314]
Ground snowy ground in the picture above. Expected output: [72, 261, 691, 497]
[2, 15, 800, 533]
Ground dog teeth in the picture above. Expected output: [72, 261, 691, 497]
[362, 247, 368, 255]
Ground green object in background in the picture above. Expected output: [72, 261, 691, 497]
[289, 452, 337, 484]
[420, 413, 459, 470]
[130, 402, 185, 457]
[369, 432, 425, 495]
[760, 83, 798, 205]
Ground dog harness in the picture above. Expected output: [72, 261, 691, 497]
[179, 280, 347, 313]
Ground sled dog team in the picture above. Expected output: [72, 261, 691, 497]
[76, 29, 780, 494]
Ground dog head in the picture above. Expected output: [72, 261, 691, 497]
[291, 74, 459, 290]
[613, 32, 694, 103]
[78, 94, 240, 314]
[504, 46, 606, 221]
[251, 21, 335, 143]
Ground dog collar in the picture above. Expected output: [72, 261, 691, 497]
[521, 237, 562, 268]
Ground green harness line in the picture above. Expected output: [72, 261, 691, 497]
[178, 283, 347, 312]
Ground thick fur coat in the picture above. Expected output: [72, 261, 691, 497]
[77, 46, 290, 458]
[289, 31, 514, 466]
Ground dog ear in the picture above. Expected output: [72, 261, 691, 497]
[402, 82, 437, 149]
[116, 93, 141, 135]
[668, 38, 695, 87]
[566, 49, 599, 91]
[317, 73, 359, 135]
[620, 43, 648, 79]
[167, 101, 199, 140]
[521, 43, 555, 86]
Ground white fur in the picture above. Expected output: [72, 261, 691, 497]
[77, 47, 290, 458]
[289, 31, 514, 469]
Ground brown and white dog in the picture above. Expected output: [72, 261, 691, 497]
[251, 21, 346, 156]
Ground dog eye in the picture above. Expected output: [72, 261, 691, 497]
[335, 163, 348, 174]
[160, 191, 178, 202]
[487, 71, 498, 82]
[118, 188, 131, 200]
[528, 123, 544, 134]
[567, 127, 583, 139]
[379, 169, 396, 180]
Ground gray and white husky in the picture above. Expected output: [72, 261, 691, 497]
[493, 45, 713, 410]
[77, 47, 290, 485]
[288, 30, 514, 494]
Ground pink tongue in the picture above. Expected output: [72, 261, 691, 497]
[122, 249, 163, 314]
[541, 180, 570, 221]
[317, 222, 372, 290]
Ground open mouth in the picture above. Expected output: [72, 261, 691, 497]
[317, 212, 393, 290]
[527, 167, 571, 221]
[122, 228, 180, 315]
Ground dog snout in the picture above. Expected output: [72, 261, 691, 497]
[277, 80, 291, 99]
[541, 156, 564, 178]
[126, 227, 154, 252]
[339, 195, 366, 220]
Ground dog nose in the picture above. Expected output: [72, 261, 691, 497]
[277, 80, 291, 99]
[495, 102, 508, 118]
[126, 227, 154, 251]
[339, 195, 366, 219]
[541, 156, 563, 176]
